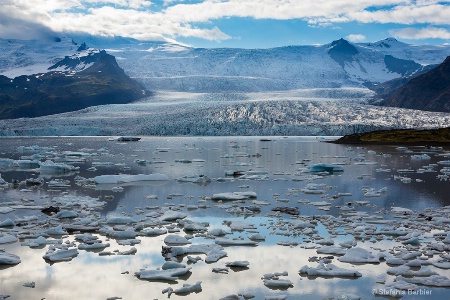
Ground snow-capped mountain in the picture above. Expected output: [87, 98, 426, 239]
[97, 37, 450, 92]
[1, 36, 449, 93]
[0, 48, 148, 119]
[0, 37, 82, 78]
[1, 36, 449, 136]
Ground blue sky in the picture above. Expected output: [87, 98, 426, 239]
[1, 0, 450, 48]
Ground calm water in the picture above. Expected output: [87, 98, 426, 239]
[1, 136, 450, 299]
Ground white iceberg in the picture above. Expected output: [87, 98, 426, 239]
[160, 211, 188, 221]
[38, 160, 79, 173]
[212, 191, 257, 201]
[93, 173, 169, 184]
[135, 267, 191, 281]
[0, 218, 15, 227]
[106, 216, 137, 224]
[164, 235, 192, 245]
[225, 261, 249, 267]
[174, 281, 202, 294]
[338, 247, 383, 263]
[299, 262, 362, 277]
[396, 275, 450, 287]
[0, 251, 21, 265]
[263, 279, 293, 288]
[43, 248, 78, 262]
[176, 175, 211, 184]
[387, 265, 438, 276]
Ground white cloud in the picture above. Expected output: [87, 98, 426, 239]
[389, 27, 450, 39]
[1, 0, 450, 42]
[346, 34, 366, 42]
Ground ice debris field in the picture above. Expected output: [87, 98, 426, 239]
[1, 136, 450, 299]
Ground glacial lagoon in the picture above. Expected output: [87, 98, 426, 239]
[1, 136, 450, 299]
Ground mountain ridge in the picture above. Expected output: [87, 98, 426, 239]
[0, 50, 149, 119]
[377, 56, 450, 112]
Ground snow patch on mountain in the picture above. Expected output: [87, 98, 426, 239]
[0, 37, 84, 78]
[357, 38, 450, 66]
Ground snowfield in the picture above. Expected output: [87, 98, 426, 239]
[1, 89, 449, 136]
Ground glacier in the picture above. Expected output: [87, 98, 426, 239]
[1, 89, 449, 136]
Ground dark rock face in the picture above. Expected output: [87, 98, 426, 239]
[332, 127, 450, 145]
[0, 51, 149, 119]
[378, 56, 450, 112]
[384, 55, 421, 76]
[328, 38, 359, 68]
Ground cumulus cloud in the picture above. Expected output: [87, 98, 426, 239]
[389, 27, 450, 39]
[1, 0, 450, 42]
[346, 34, 366, 42]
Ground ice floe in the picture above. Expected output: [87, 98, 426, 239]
[135, 267, 191, 281]
[299, 261, 362, 277]
[93, 174, 169, 184]
[0, 251, 21, 265]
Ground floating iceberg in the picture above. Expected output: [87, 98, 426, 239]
[93, 174, 169, 184]
[43, 248, 78, 262]
[0, 251, 21, 265]
[135, 267, 191, 281]
[338, 247, 384, 263]
[38, 160, 79, 173]
[299, 262, 362, 277]
[212, 191, 257, 201]
[306, 163, 344, 172]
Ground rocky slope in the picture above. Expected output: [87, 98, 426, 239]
[0, 50, 148, 119]
[332, 127, 450, 145]
[377, 56, 450, 112]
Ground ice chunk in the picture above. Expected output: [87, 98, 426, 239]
[140, 228, 167, 236]
[45, 225, 67, 235]
[43, 248, 78, 262]
[176, 175, 211, 184]
[208, 228, 229, 236]
[212, 192, 257, 201]
[53, 210, 78, 219]
[0, 218, 15, 227]
[118, 247, 137, 255]
[397, 275, 450, 287]
[78, 242, 110, 250]
[306, 163, 344, 172]
[163, 244, 227, 263]
[0, 207, 15, 214]
[387, 265, 437, 276]
[338, 247, 384, 263]
[248, 233, 266, 240]
[135, 267, 191, 281]
[38, 160, 79, 173]
[107, 230, 137, 239]
[164, 235, 192, 245]
[224, 220, 257, 231]
[299, 261, 362, 277]
[22, 281, 35, 288]
[316, 246, 347, 255]
[205, 248, 228, 263]
[106, 216, 137, 224]
[93, 174, 168, 184]
[263, 279, 293, 288]
[225, 261, 249, 268]
[162, 261, 186, 270]
[160, 211, 188, 221]
[215, 237, 258, 246]
[0, 251, 21, 265]
[174, 281, 202, 294]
